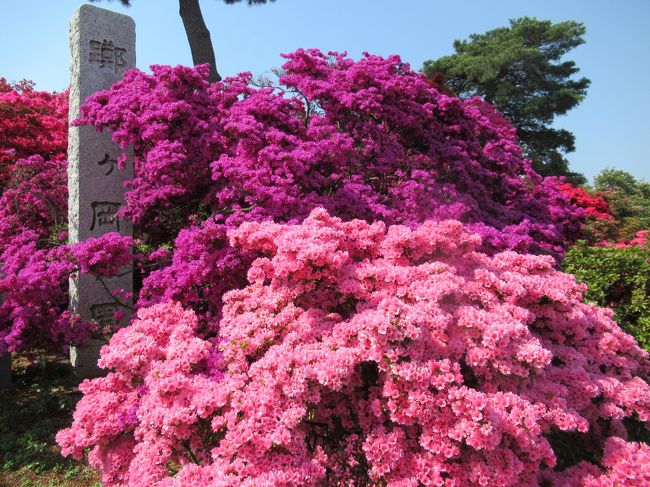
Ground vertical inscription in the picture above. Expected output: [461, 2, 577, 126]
[68, 5, 135, 377]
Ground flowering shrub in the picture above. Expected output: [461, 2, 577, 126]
[0, 153, 73, 352]
[596, 230, 649, 250]
[615, 230, 649, 249]
[593, 169, 650, 244]
[557, 182, 618, 244]
[559, 174, 649, 352]
[3, 51, 587, 354]
[558, 183, 612, 222]
[58, 209, 650, 486]
[74, 50, 583, 328]
[0, 78, 68, 192]
[81, 51, 582, 253]
[0, 78, 72, 353]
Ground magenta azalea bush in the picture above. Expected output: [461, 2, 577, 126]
[57, 209, 649, 486]
[78, 49, 581, 251]
[0, 152, 133, 352]
[3, 49, 585, 354]
[76, 49, 583, 326]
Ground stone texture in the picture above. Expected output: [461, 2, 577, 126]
[68, 5, 135, 378]
[0, 352, 10, 388]
[70, 339, 106, 379]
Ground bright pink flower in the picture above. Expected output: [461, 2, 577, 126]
[58, 210, 650, 486]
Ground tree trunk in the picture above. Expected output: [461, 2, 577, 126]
[179, 0, 221, 82]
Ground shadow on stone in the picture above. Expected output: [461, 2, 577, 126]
[69, 339, 106, 379]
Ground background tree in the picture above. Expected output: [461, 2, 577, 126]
[95, 0, 274, 82]
[423, 17, 590, 184]
[594, 168, 650, 240]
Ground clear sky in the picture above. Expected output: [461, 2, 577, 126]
[1, 0, 648, 182]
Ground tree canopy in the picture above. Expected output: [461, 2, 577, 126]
[423, 17, 590, 184]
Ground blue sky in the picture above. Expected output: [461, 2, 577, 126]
[2, 0, 648, 182]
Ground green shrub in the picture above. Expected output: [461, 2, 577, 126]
[563, 242, 650, 350]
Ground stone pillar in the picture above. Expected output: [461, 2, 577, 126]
[68, 5, 135, 378]
[0, 353, 11, 388]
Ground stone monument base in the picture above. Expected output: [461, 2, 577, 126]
[70, 338, 106, 379]
[0, 353, 11, 388]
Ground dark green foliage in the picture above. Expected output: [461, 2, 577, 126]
[562, 242, 650, 350]
[0, 358, 76, 473]
[423, 17, 590, 183]
[0, 354, 98, 486]
[544, 429, 603, 472]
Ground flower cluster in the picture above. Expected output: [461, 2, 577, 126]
[0, 154, 73, 352]
[75, 50, 583, 328]
[71, 233, 134, 277]
[558, 182, 612, 221]
[2, 50, 587, 353]
[0, 78, 68, 191]
[57, 210, 650, 486]
[0, 78, 74, 352]
[597, 230, 649, 250]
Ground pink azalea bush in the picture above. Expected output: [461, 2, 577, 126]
[57, 209, 650, 486]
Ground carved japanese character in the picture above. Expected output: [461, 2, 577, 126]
[90, 201, 121, 231]
[114, 47, 127, 70]
[89, 39, 103, 63]
[90, 302, 118, 328]
[89, 39, 128, 73]
[98, 153, 117, 175]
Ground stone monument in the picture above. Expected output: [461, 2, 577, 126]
[68, 5, 135, 378]
[0, 352, 10, 388]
